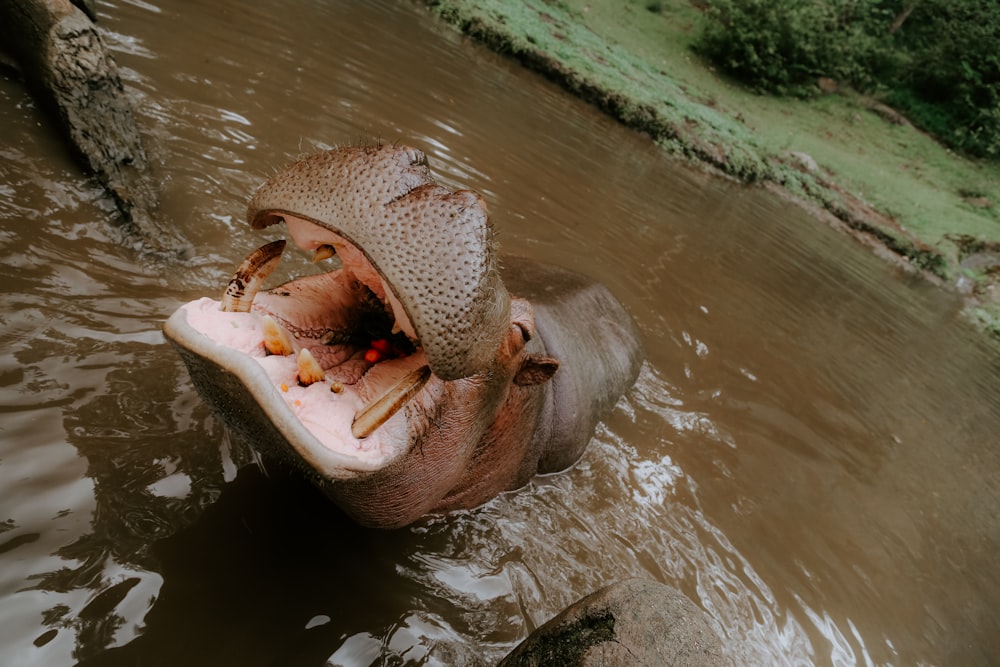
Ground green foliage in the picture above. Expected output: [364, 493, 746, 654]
[695, 0, 894, 96]
[887, 0, 1000, 159]
[696, 0, 1000, 159]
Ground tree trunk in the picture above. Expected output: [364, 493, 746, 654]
[889, 3, 917, 35]
[0, 0, 184, 256]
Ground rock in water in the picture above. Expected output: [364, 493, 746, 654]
[500, 578, 727, 666]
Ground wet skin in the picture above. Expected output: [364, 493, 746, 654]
[164, 145, 644, 528]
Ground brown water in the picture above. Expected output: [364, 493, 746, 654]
[1, 1, 998, 665]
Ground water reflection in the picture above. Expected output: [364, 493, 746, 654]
[56, 363, 815, 666]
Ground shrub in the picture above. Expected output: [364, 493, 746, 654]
[696, 0, 1000, 158]
[695, 0, 893, 96]
[887, 0, 1000, 158]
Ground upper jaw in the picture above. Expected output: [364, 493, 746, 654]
[280, 215, 419, 343]
[244, 145, 512, 382]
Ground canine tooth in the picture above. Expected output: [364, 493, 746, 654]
[312, 244, 336, 263]
[297, 348, 325, 386]
[352, 365, 431, 439]
[261, 315, 295, 356]
[391, 320, 401, 335]
[220, 240, 286, 312]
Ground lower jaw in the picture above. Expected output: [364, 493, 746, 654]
[182, 298, 438, 458]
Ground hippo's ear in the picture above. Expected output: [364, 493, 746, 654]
[509, 298, 558, 386]
[514, 355, 559, 386]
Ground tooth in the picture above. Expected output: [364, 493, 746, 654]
[391, 320, 401, 335]
[261, 315, 295, 356]
[220, 240, 286, 312]
[312, 244, 336, 263]
[297, 348, 325, 386]
[352, 365, 431, 439]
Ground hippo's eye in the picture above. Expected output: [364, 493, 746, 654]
[514, 321, 532, 342]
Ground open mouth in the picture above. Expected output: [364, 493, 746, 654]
[162, 144, 642, 527]
[164, 143, 515, 476]
[168, 218, 435, 465]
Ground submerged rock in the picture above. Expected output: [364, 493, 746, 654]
[499, 578, 726, 666]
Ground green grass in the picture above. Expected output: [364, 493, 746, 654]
[426, 0, 1000, 337]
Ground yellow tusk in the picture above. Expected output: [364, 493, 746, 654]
[261, 315, 295, 356]
[296, 348, 325, 386]
[220, 240, 286, 313]
[311, 244, 336, 263]
[351, 365, 431, 439]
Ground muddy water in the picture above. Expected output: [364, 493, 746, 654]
[1, 0, 998, 665]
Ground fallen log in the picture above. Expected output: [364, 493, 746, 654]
[0, 0, 184, 256]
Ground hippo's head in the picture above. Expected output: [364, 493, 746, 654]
[244, 145, 513, 381]
[164, 145, 564, 527]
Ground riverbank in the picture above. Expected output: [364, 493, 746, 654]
[423, 0, 1000, 340]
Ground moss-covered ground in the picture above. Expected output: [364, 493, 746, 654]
[424, 0, 1000, 339]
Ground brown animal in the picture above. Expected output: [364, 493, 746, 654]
[164, 144, 643, 528]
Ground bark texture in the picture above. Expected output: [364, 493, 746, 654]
[1, 0, 183, 255]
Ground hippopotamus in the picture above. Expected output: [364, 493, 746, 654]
[164, 144, 643, 529]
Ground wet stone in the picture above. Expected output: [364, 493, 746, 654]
[499, 578, 726, 667]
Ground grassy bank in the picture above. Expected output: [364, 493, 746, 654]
[424, 0, 1000, 339]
